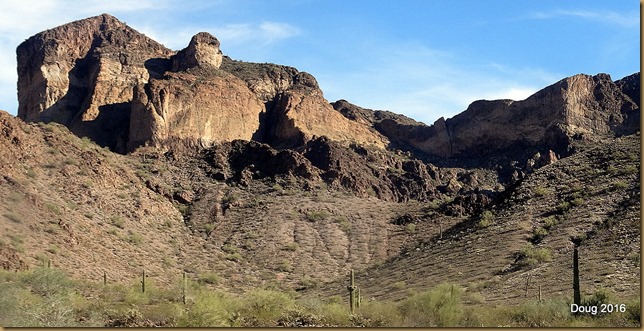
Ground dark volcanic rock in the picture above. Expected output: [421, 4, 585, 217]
[300, 137, 440, 202]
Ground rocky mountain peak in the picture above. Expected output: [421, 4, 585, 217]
[172, 32, 223, 71]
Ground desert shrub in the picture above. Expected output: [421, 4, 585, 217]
[398, 283, 464, 327]
[283, 242, 299, 251]
[334, 216, 352, 233]
[198, 272, 220, 285]
[406, 223, 417, 233]
[477, 210, 495, 228]
[177, 291, 233, 327]
[277, 308, 326, 327]
[393, 281, 407, 290]
[531, 227, 548, 243]
[612, 181, 628, 190]
[126, 231, 144, 245]
[543, 216, 558, 230]
[509, 299, 571, 327]
[533, 186, 551, 197]
[232, 289, 296, 326]
[570, 197, 584, 207]
[276, 260, 293, 272]
[297, 275, 318, 289]
[351, 300, 401, 327]
[582, 288, 612, 309]
[517, 244, 552, 268]
[221, 243, 238, 254]
[22, 267, 74, 297]
[556, 201, 571, 213]
[306, 210, 330, 222]
[110, 216, 125, 229]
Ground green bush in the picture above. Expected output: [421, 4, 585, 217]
[398, 283, 464, 327]
[477, 210, 495, 228]
[531, 227, 548, 243]
[177, 291, 232, 327]
[306, 210, 330, 222]
[517, 244, 552, 268]
[533, 186, 551, 197]
[556, 201, 571, 213]
[232, 289, 296, 326]
[543, 216, 558, 230]
[22, 268, 74, 297]
[509, 299, 571, 327]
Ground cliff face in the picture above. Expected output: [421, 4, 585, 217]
[338, 73, 640, 160]
[17, 15, 387, 153]
[15, 14, 640, 161]
[17, 13, 174, 151]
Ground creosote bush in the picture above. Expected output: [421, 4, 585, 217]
[0, 268, 639, 327]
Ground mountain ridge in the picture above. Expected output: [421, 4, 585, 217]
[0, 13, 640, 326]
[15, 13, 639, 162]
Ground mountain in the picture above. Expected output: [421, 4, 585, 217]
[2, 13, 640, 327]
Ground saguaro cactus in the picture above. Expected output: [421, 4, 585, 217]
[142, 269, 146, 293]
[573, 247, 580, 306]
[182, 271, 187, 304]
[348, 269, 357, 313]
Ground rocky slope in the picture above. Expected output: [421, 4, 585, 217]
[5, 13, 641, 310]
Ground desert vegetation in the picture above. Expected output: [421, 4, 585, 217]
[0, 267, 639, 327]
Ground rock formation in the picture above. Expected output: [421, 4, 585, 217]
[17, 14, 388, 153]
[15, 13, 640, 163]
[17, 13, 174, 151]
[335, 73, 639, 161]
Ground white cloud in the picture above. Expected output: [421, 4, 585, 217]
[0, 0, 175, 114]
[528, 9, 639, 28]
[317, 43, 557, 125]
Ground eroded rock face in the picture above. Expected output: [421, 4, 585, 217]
[17, 13, 174, 151]
[343, 73, 639, 160]
[269, 91, 389, 149]
[128, 70, 265, 152]
[171, 32, 223, 71]
[221, 59, 389, 149]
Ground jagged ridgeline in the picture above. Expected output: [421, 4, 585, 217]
[1, 12, 640, 327]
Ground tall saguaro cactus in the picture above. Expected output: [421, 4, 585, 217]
[348, 269, 357, 313]
[573, 246, 580, 307]
[142, 269, 146, 293]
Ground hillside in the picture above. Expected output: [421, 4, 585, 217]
[0, 12, 640, 327]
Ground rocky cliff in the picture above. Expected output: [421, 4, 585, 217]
[18, 14, 387, 153]
[17, 13, 174, 151]
[335, 73, 639, 161]
[16, 14, 640, 164]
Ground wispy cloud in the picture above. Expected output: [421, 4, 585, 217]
[212, 22, 301, 46]
[528, 9, 639, 28]
[317, 43, 556, 125]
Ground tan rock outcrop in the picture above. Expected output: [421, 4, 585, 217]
[365, 73, 639, 159]
[171, 32, 223, 71]
[17, 13, 174, 151]
[128, 70, 265, 152]
[269, 90, 388, 149]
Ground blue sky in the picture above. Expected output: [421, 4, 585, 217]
[0, 0, 639, 124]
